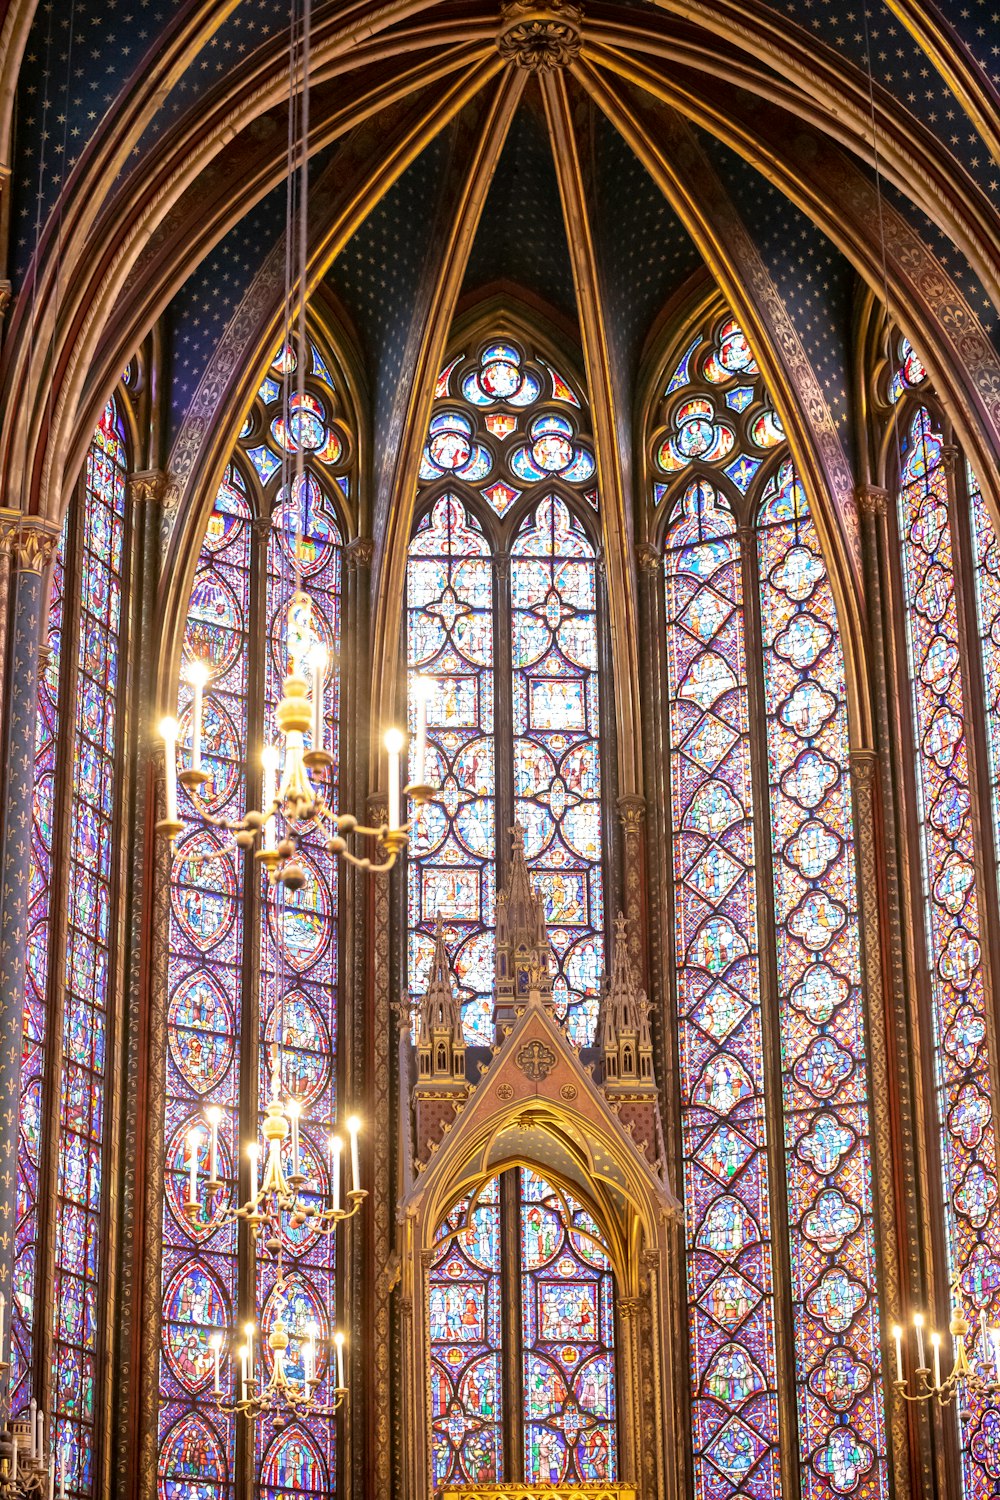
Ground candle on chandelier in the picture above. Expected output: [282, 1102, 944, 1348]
[247, 1141, 260, 1197]
[991, 1327, 1000, 1384]
[891, 1323, 903, 1382]
[29, 1400, 37, 1458]
[310, 644, 327, 753]
[347, 1116, 360, 1195]
[36, 1410, 43, 1464]
[261, 746, 280, 851]
[240, 1344, 249, 1404]
[210, 1332, 223, 1395]
[302, 1336, 315, 1389]
[288, 1099, 301, 1179]
[187, 660, 209, 772]
[335, 1331, 346, 1391]
[384, 728, 404, 829]
[186, 1129, 201, 1209]
[914, 1313, 926, 1370]
[413, 676, 432, 786]
[329, 1134, 342, 1214]
[58, 1446, 65, 1500]
[159, 718, 179, 824]
[205, 1106, 222, 1184]
[245, 1323, 256, 1389]
[931, 1331, 942, 1389]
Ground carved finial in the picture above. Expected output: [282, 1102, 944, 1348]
[497, 0, 583, 72]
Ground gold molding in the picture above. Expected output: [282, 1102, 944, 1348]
[439, 1489, 638, 1499]
[0, 510, 60, 572]
[497, 0, 583, 72]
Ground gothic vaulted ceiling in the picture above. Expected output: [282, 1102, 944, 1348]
[1, 0, 998, 607]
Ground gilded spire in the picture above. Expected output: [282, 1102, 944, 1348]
[601, 912, 654, 1091]
[494, 824, 554, 1034]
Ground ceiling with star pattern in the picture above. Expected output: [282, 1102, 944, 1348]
[2, 0, 998, 535]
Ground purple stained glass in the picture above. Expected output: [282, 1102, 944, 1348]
[658, 312, 887, 1500]
[158, 340, 347, 1500]
[663, 478, 782, 1500]
[158, 469, 249, 1500]
[255, 483, 342, 1492]
[519, 1170, 617, 1486]
[53, 398, 127, 1495]
[407, 494, 497, 1045]
[758, 463, 886, 1500]
[15, 519, 68, 1419]
[899, 408, 1000, 1500]
[429, 1180, 504, 1488]
[511, 497, 604, 1044]
[410, 337, 606, 1046]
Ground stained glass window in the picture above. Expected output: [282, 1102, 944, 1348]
[656, 313, 887, 1500]
[407, 338, 606, 1046]
[895, 402, 1000, 1500]
[428, 1169, 618, 1487]
[15, 521, 68, 1420]
[157, 338, 350, 1499]
[53, 397, 129, 1494]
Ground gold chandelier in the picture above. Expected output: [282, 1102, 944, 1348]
[890, 1289, 1000, 1406]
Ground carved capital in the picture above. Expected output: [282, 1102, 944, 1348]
[635, 542, 661, 574]
[850, 748, 879, 789]
[497, 0, 583, 71]
[0, 282, 11, 321]
[0, 512, 60, 574]
[617, 794, 646, 834]
[855, 483, 888, 518]
[940, 443, 960, 477]
[128, 469, 165, 506]
[345, 535, 375, 571]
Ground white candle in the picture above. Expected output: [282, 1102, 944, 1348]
[188, 661, 209, 772]
[347, 1117, 360, 1195]
[991, 1327, 1000, 1384]
[186, 1130, 200, 1208]
[205, 1107, 221, 1184]
[385, 729, 404, 829]
[335, 1330, 346, 1390]
[58, 1447, 65, 1500]
[240, 1345, 249, 1404]
[931, 1331, 942, 1389]
[11, 1435, 16, 1481]
[330, 1135, 342, 1214]
[288, 1101, 301, 1179]
[247, 1142, 260, 1199]
[981, 1310, 990, 1366]
[310, 645, 326, 753]
[159, 718, 179, 824]
[210, 1332, 222, 1395]
[29, 1400, 37, 1458]
[892, 1324, 903, 1382]
[303, 1339, 314, 1389]
[262, 747, 279, 851]
[48, 1454, 54, 1500]
[413, 676, 431, 786]
[36, 1410, 43, 1463]
[245, 1323, 255, 1386]
[914, 1314, 926, 1370]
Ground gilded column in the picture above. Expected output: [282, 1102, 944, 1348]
[367, 793, 393, 1500]
[0, 514, 58, 1357]
[616, 795, 646, 974]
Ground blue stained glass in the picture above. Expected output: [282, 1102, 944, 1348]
[54, 397, 128, 1495]
[158, 334, 348, 1499]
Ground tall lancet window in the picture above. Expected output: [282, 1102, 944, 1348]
[879, 335, 1000, 1498]
[428, 1169, 618, 1488]
[406, 337, 607, 1047]
[654, 313, 887, 1500]
[17, 394, 130, 1496]
[156, 336, 351, 1499]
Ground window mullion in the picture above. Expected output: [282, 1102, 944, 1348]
[494, 544, 514, 898]
[499, 1170, 524, 1481]
[737, 520, 802, 1500]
